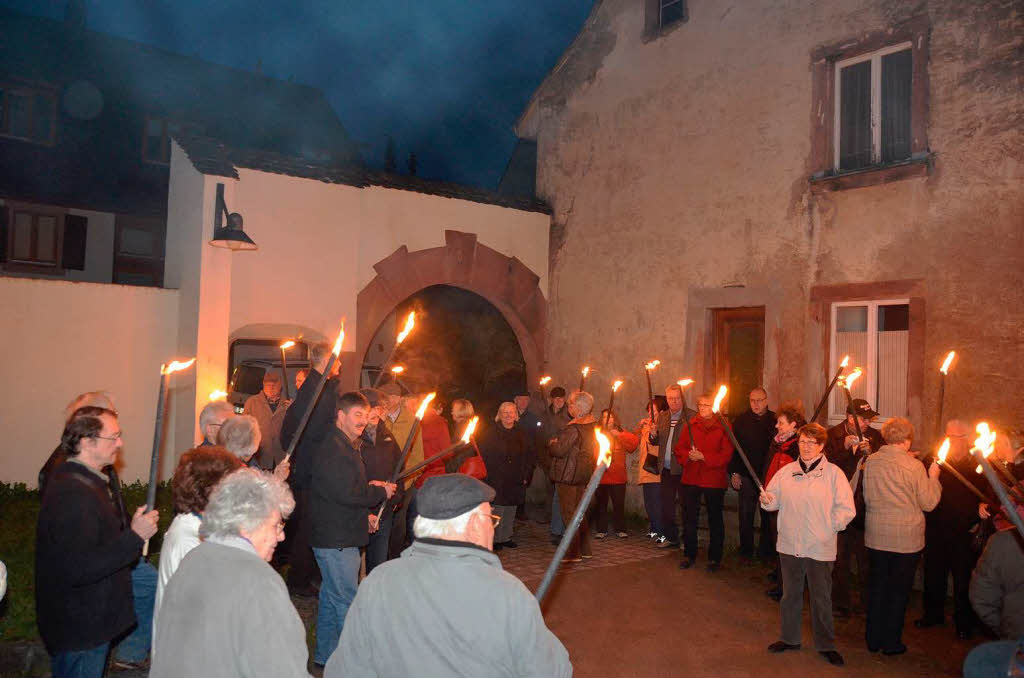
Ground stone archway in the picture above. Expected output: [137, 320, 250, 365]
[350, 230, 546, 390]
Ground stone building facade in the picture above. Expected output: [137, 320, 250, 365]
[517, 0, 1023, 445]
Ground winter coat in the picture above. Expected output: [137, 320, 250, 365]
[324, 539, 571, 678]
[925, 452, 987, 544]
[825, 420, 884, 480]
[479, 424, 529, 506]
[537, 404, 571, 474]
[648, 407, 698, 474]
[601, 430, 639, 485]
[762, 433, 801, 487]
[863, 444, 942, 553]
[360, 422, 405, 510]
[35, 460, 142, 653]
[673, 416, 734, 489]
[280, 369, 340, 490]
[243, 392, 290, 470]
[634, 421, 661, 484]
[311, 429, 387, 550]
[415, 412, 452, 489]
[970, 528, 1024, 639]
[728, 409, 776, 481]
[548, 419, 598, 486]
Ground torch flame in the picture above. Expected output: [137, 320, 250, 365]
[645, 360, 661, 371]
[581, 366, 590, 377]
[843, 367, 863, 390]
[840, 355, 850, 368]
[331, 322, 345, 356]
[279, 340, 295, 350]
[209, 389, 228, 401]
[974, 422, 996, 458]
[391, 366, 405, 374]
[414, 392, 437, 420]
[677, 378, 694, 388]
[161, 358, 196, 375]
[396, 311, 416, 345]
[612, 379, 623, 392]
[940, 351, 955, 375]
[460, 416, 480, 443]
[594, 427, 612, 467]
[539, 376, 551, 386]
[936, 438, 950, 464]
[712, 385, 728, 414]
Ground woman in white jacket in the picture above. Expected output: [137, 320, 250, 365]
[760, 423, 855, 666]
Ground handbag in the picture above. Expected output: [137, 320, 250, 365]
[642, 450, 661, 476]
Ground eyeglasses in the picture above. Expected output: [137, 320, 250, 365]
[750, 397, 768, 403]
[94, 431, 123, 441]
[480, 512, 502, 528]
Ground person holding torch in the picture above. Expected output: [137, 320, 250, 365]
[547, 391, 598, 562]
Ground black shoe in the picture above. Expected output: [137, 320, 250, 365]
[767, 641, 800, 653]
[766, 587, 782, 601]
[706, 561, 721, 573]
[288, 585, 319, 599]
[503, 541, 518, 549]
[493, 543, 504, 552]
[679, 557, 695, 569]
[767, 570, 779, 582]
[820, 650, 844, 666]
[913, 617, 943, 629]
[881, 644, 907, 656]
[550, 536, 561, 545]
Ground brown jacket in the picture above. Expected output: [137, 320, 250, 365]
[243, 393, 289, 470]
[548, 417, 597, 485]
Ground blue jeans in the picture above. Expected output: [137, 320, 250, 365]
[642, 482, 663, 535]
[113, 558, 156, 662]
[51, 642, 109, 678]
[313, 547, 361, 665]
[550, 487, 564, 536]
[366, 514, 393, 574]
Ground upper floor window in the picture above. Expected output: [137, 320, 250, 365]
[143, 116, 196, 165]
[834, 43, 913, 172]
[0, 83, 57, 145]
[644, 0, 687, 40]
[6, 204, 62, 268]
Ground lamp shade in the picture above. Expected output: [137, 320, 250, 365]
[209, 212, 257, 250]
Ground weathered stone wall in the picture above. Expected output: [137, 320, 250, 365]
[522, 0, 1023, 453]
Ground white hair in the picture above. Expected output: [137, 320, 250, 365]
[412, 506, 480, 539]
[200, 468, 294, 539]
[495, 401, 518, 423]
[217, 414, 261, 460]
[199, 400, 234, 434]
[569, 391, 594, 416]
[63, 391, 116, 422]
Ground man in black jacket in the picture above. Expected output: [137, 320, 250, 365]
[729, 388, 776, 561]
[358, 388, 405, 573]
[280, 342, 340, 596]
[36, 407, 159, 677]
[310, 390, 396, 668]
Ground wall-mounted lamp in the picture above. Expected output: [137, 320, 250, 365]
[209, 183, 256, 250]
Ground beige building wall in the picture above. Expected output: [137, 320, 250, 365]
[519, 0, 1023, 440]
[0, 277, 180, 485]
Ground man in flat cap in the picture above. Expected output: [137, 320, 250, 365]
[324, 474, 571, 678]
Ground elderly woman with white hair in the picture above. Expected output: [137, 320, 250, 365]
[219, 415, 289, 480]
[199, 399, 235, 446]
[547, 390, 598, 563]
[150, 468, 309, 678]
[478, 401, 529, 550]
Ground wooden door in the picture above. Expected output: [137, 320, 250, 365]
[713, 307, 765, 417]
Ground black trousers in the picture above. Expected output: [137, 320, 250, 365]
[866, 548, 920, 652]
[659, 471, 684, 543]
[594, 484, 626, 534]
[737, 478, 772, 559]
[922, 534, 979, 631]
[682, 485, 725, 563]
[285, 487, 320, 590]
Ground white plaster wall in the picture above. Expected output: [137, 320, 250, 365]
[0, 277, 180, 485]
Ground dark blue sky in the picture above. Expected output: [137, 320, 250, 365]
[3, 0, 591, 188]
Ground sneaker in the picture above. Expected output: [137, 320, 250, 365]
[647, 532, 659, 540]
[111, 658, 150, 671]
[767, 641, 800, 653]
[581, 553, 593, 559]
[820, 650, 844, 666]
[564, 556, 583, 563]
[616, 531, 628, 538]
[595, 532, 607, 539]
[655, 535, 667, 544]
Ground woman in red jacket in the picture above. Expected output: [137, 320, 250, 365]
[674, 394, 734, 572]
[594, 410, 639, 539]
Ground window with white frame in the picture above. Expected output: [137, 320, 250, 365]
[833, 42, 913, 172]
[829, 300, 910, 423]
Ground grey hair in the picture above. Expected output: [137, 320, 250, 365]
[310, 342, 332, 370]
[412, 506, 478, 539]
[199, 468, 294, 539]
[569, 390, 594, 416]
[217, 414, 261, 460]
[881, 417, 915, 445]
[451, 399, 474, 423]
[495, 401, 519, 423]
[199, 400, 234, 435]
[63, 391, 115, 422]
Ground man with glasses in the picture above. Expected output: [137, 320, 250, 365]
[198, 399, 234, 447]
[324, 473, 571, 677]
[36, 406, 159, 677]
[729, 387, 776, 562]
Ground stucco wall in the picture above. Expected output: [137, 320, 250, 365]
[521, 0, 1023, 441]
[0, 277, 181, 485]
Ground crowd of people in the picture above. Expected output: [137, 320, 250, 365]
[30, 350, 1024, 677]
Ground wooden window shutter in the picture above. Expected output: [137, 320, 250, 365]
[62, 214, 88, 270]
[881, 49, 913, 163]
[839, 61, 872, 170]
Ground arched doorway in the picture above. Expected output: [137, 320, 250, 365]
[361, 285, 527, 418]
[350, 230, 547, 397]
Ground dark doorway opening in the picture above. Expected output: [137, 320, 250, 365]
[361, 284, 526, 421]
[712, 307, 765, 416]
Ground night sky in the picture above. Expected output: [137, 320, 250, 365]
[2, 0, 592, 188]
